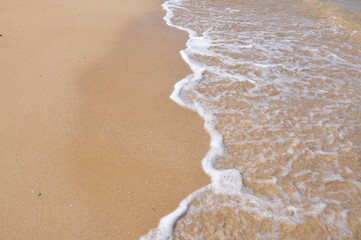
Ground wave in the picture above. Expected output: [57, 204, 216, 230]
[142, 0, 361, 239]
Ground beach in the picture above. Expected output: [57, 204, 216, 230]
[2, 0, 361, 239]
[0, 0, 209, 239]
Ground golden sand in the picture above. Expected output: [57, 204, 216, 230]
[0, 0, 209, 239]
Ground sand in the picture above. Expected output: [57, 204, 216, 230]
[0, 0, 209, 239]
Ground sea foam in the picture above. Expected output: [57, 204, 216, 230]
[142, 0, 361, 239]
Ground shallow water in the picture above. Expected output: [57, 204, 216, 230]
[143, 0, 361, 239]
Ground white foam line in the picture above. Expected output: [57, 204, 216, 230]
[140, 1, 243, 239]
[140, 185, 212, 240]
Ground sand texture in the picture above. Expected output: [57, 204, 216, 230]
[0, 0, 209, 239]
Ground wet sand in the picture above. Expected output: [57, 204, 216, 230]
[0, 0, 209, 239]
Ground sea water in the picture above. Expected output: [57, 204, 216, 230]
[142, 0, 361, 239]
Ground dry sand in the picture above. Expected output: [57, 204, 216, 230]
[0, 0, 209, 239]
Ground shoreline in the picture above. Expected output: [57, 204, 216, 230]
[0, 0, 209, 239]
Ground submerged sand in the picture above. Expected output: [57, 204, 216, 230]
[153, 0, 361, 239]
[0, 0, 209, 239]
